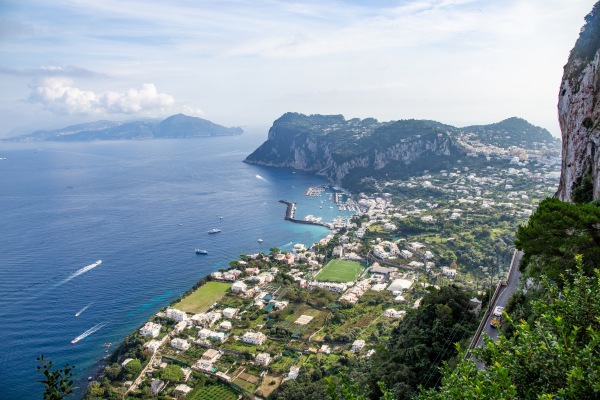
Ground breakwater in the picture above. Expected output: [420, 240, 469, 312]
[279, 200, 331, 228]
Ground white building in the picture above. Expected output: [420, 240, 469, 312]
[201, 348, 222, 363]
[171, 338, 190, 351]
[206, 311, 222, 325]
[173, 320, 188, 334]
[293, 243, 307, 252]
[145, 340, 162, 353]
[173, 384, 193, 398]
[232, 281, 248, 293]
[442, 267, 457, 277]
[400, 250, 414, 259]
[352, 339, 365, 352]
[387, 279, 414, 292]
[208, 331, 226, 342]
[383, 309, 405, 318]
[198, 328, 226, 342]
[198, 328, 212, 340]
[139, 322, 161, 338]
[222, 307, 239, 319]
[219, 320, 232, 330]
[241, 331, 267, 346]
[165, 308, 188, 322]
[383, 223, 397, 231]
[285, 366, 300, 381]
[191, 313, 210, 326]
[255, 353, 271, 366]
[309, 281, 347, 293]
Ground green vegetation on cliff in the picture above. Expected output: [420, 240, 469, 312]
[417, 258, 600, 400]
[515, 198, 600, 282]
[245, 113, 558, 192]
[567, 1, 600, 82]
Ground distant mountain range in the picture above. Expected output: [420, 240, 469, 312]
[3, 114, 243, 141]
[245, 113, 560, 190]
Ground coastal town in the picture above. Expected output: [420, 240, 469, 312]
[88, 140, 561, 400]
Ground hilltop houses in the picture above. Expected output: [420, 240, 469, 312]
[241, 331, 267, 346]
[231, 281, 248, 293]
[139, 322, 161, 338]
[165, 308, 188, 322]
[171, 338, 190, 351]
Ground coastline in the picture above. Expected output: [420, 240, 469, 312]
[86, 184, 353, 398]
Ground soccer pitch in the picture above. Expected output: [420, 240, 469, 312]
[173, 281, 231, 313]
[315, 259, 364, 282]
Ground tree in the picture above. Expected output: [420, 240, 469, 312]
[367, 285, 477, 400]
[159, 364, 184, 382]
[123, 358, 142, 377]
[103, 363, 122, 381]
[515, 198, 600, 281]
[417, 258, 600, 399]
[87, 382, 105, 398]
[440, 250, 457, 265]
[37, 354, 75, 400]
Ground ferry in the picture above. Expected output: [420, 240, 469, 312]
[207, 228, 221, 234]
[195, 249, 208, 254]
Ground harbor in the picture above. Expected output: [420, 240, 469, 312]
[278, 200, 331, 228]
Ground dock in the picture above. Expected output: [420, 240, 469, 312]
[279, 200, 330, 229]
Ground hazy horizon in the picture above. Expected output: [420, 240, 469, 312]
[1, 0, 597, 138]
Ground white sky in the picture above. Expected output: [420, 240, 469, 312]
[0, 0, 596, 137]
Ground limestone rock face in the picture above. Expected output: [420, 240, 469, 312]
[244, 113, 465, 188]
[556, 5, 600, 202]
[245, 112, 558, 191]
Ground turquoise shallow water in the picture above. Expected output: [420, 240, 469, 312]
[0, 133, 353, 399]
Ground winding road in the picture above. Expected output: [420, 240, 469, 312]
[476, 251, 522, 346]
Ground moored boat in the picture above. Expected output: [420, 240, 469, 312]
[195, 249, 208, 254]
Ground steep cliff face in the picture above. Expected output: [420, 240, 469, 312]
[246, 112, 557, 191]
[245, 113, 466, 187]
[556, 2, 600, 202]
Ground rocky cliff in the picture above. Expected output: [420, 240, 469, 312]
[556, 2, 600, 202]
[244, 113, 466, 188]
[245, 113, 555, 190]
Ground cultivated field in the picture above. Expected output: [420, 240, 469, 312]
[315, 259, 364, 282]
[173, 281, 231, 313]
[255, 374, 282, 398]
[188, 382, 238, 400]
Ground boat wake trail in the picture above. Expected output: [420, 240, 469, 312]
[58, 260, 102, 286]
[71, 321, 107, 344]
[280, 241, 293, 248]
[75, 302, 93, 317]
[255, 174, 268, 182]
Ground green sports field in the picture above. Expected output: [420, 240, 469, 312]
[315, 259, 364, 282]
[173, 281, 231, 314]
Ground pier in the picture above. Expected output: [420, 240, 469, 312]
[279, 200, 331, 229]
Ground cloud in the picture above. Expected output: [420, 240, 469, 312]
[27, 78, 174, 115]
[181, 105, 204, 116]
[0, 65, 105, 78]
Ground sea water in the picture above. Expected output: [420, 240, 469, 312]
[0, 132, 354, 399]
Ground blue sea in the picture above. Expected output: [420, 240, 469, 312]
[0, 132, 353, 399]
